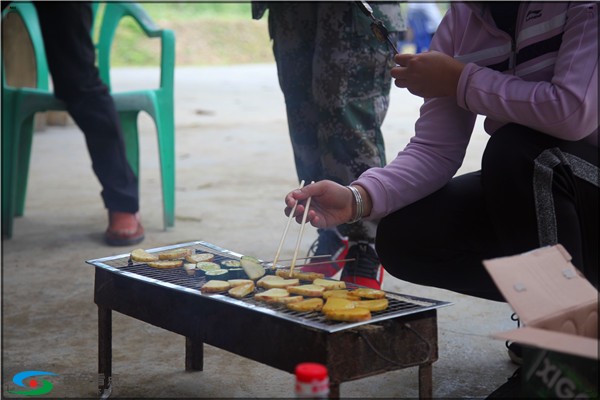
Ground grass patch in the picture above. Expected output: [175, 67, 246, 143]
[105, 3, 274, 67]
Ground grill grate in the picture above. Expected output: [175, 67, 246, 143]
[87, 241, 451, 333]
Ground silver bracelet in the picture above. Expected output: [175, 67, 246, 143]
[347, 185, 364, 224]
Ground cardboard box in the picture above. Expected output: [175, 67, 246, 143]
[483, 245, 598, 398]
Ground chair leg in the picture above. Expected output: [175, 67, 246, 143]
[118, 111, 140, 178]
[155, 112, 175, 229]
[15, 115, 36, 217]
[2, 106, 17, 238]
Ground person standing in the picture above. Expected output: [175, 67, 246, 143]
[33, 2, 144, 246]
[253, 2, 405, 289]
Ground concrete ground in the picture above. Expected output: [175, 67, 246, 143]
[2, 64, 519, 398]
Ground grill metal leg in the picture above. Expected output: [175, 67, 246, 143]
[98, 306, 112, 398]
[328, 382, 340, 399]
[418, 363, 433, 399]
[185, 337, 204, 371]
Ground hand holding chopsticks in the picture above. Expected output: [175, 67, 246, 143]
[283, 180, 372, 229]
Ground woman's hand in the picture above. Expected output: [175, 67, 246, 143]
[284, 180, 359, 228]
[391, 51, 465, 98]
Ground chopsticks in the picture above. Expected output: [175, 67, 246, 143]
[271, 180, 315, 275]
[289, 181, 315, 275]
[275, 258, 356, 270]
[271, 180, 305, 269]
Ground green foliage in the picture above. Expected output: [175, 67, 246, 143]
[107, 2, 271, 67]
[142, 2, 253, 21]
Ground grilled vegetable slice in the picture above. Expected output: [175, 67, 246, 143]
[158, 248, 192, 260]
[147, 260, 184, 269]
[313, 278, 346, 290]
[227, 267, 246, 279]
[228, 282, 255, 299]
[350, 288, 386, 299]
[197, 262, 221, 272]
[205, 269, 229, 280]
[254, 288, 290, 302]
[183, 263, 197, 276]
[275, 269, 325, 282]
[130, 248, 159, 262]
[257, 275, 284, 288]
[221, 259, 242, 269]
[324, 307, 371, 322]
[260, 278, 300, 289]
[353, 298, 389, 312]
[269, 295, 304, 305]
[322, 289, 361, 300]
[241, 255, 266, 280]
[200, 280, 231, 293]
[287, 284, 326, 297]
[227, 279, 254, 287]
[322, 297, 356, 313]
[286, 297, 324, 312]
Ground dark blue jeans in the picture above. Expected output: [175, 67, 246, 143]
[376, 124, 599, 301]
[34, 2, 138, 213]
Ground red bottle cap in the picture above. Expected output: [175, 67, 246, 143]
[295, 363, 328, 383]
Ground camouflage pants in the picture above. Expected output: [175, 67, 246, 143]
[268, 2, 399, 242]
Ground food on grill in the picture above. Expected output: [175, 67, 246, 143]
[228, 281, 255, 299]
[257, 275, 284, 288]
[324, 307, 371, 322]
[147, 260, 184, 269]
[130, 248, 159, 262]
[158, 248, 193, 260]
[240, 255, 266, 280]
[221, 259, 242, 269]
[322, 289, 361, 300]
[269, 295, 305, 304]
[254, 288, 290, 302]
[287, 284, 326, 297]
[313, 278, 346, 290]
[275, 269, 325, 281]
[228, 279, 254, 287]
[185, 253, 215, 263]
[183, 263, 198, 276]
[322, 297, 356, 313]
[196, 262, 221, 276]
[227, 267, 247, 279]
[350, 288, 386, 299]
[200, 280, 231, 293]
[286, 298, 324, 312]
[261, 278, 300, 289]
[353, 298, 389, 312]
[205, 269, 229, 280]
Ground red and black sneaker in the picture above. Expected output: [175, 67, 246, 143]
[341, 242, 384, 290]
[302, 228, 349, 277]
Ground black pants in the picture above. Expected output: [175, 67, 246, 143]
[376, 124, 599, 301]
[34, 2, 138, 213]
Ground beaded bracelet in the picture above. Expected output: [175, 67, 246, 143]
[347, 185, 364, 224]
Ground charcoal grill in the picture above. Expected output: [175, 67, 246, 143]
[88, 241, 451, 398]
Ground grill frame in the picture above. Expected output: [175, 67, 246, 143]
[87, 241, 451, 333]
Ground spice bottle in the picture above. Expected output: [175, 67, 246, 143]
[294, 362, 329, 398]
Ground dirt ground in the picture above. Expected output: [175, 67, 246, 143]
[1, 64, 517, 398]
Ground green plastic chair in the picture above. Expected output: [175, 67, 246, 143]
[1, 2, 176, 239]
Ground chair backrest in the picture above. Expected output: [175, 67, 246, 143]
[2, 2, 50, 91]
[2, 2, 156, 90]
[95, 2, 172, 91]
[3, 2, 174, 98]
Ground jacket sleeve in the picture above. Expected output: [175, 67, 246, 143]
[457, 3, 598, 141]
[354, 6, 478, 220]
